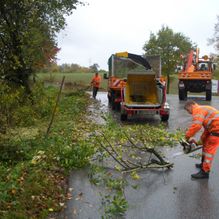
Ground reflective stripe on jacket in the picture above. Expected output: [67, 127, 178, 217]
[186, 105, 219, 139]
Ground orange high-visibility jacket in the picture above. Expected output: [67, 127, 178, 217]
[186, 104, 219, 139]
[91, 75, 101, 88]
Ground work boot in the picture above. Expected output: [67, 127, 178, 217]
[195, 163, 202, 168]
[191, 169, 209, 179]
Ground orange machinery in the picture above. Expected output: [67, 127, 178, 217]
[106, 52, 169, 121]
[106, 52, 151, 110]
[178, 48, 215, 101]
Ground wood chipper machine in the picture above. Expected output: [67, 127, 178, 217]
[106, 52, 169, 121]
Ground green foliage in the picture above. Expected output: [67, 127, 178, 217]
[104, 192, 128, 218]
[0, 159, 65, 218]
[0, 82, 55, 130]
[89, 63, 100, 72]
[208, 15, 219, 52]
[89, 165, 128, 218]
[143, 25, 195, 75]
[0, 141, 31, 165]
[143, 25, 196, 92]
[0, 83, 23, 131]
[100, 114, 184, 149]
[57, 140, 95, 169]
[89, 165, 127, 191]
[0, 0, 83, 91]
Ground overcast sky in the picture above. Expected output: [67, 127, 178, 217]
[57, 0, 219, 70]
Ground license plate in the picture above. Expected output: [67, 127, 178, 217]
[137, 111, 156, 115]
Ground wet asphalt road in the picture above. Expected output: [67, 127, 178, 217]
[59, 92, 219, 219]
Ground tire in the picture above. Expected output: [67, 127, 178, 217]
[161, 114, 169, 122]
[112, 100, 116, 110]
[120, 113, 128, 121]
[185, 90, 187, 99]
[115, 102, 121, 111]
[107, 93, 112, 104]
[111, 91, 116, 110]
[206, 90, 212, 101]
[179, 89, 186, 100]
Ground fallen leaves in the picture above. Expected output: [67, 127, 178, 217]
[73, 208, 77, 215]
[66, 192, 72, 200]
[31, 150, 47, 165]
[75, 192, 83, 201]
[130, 171, 140, 180]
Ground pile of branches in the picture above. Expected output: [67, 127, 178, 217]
[92, 123, 178, 172]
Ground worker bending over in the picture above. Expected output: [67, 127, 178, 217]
[184, 100, 219, 179]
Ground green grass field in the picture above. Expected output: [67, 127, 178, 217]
[37, 72, 108, 90]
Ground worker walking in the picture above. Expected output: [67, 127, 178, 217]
[90, 72, 101, 99]
[184, 100, 219, 179]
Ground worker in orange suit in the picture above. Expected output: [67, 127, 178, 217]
[90, 72, 101, 99]
[184, 100, 219, 179]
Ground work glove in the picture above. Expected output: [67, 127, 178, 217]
[188, 139, 197, 145]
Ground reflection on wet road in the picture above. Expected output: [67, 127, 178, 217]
[61, 92, 219, 219]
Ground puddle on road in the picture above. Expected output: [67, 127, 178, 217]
[87, 91, 109, 124]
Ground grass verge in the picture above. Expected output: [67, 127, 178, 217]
[0, 86, 96, 218]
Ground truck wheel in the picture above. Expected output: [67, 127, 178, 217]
[185, 90, 187, 99]
[112, 100, 116, 110]
[111, 92, 116, 110]
[206, 90, 212, 101]
[179, 89, 186, 100]
[161, 114, 169, 122]
[120, 113, 127, 121]
[107, 93, 112, 104]
[115, 103, 121, 111]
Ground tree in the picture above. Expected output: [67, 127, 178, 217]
[89, 63, 99, 72]
[209, 15, 219, 52]
[0, 0, 83, 93]
[143, 26, 195, 93]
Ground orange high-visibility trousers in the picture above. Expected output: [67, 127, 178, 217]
[202, 135, 219, 172]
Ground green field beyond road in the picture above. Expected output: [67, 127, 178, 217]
[37, 72, 108, 90]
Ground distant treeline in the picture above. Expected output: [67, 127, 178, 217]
[41, 63, 107, 73]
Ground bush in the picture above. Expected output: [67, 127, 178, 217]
[0, 82, 55, 130]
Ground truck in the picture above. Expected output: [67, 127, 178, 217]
[178, 48, 215, 101]
[106, 52, 170, 121]
[106, 52, 128, 110]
